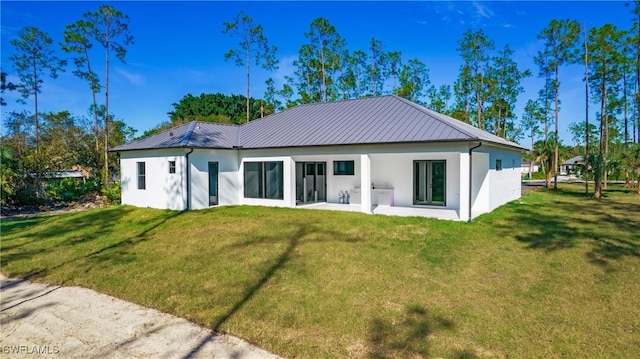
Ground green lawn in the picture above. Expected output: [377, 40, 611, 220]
[2, 183, 639, 358]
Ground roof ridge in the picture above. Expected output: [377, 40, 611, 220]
[180, 121, 197, 147]
[235, 125, 242, 147]
[237, 95, 396, 129]
[389, 95, 479, 140]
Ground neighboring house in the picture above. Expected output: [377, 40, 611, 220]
[520, 160, 539, 175]
[562, 155, 584, 174]
[29, 169, 88, 184]
[112, 95, 524, 221]
[43, 170, 86, 180]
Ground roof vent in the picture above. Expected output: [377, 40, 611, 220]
[169, 132, 174, 137]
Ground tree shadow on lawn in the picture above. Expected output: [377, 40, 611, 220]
[183, 217, 365, 358]
[1, 206, 137, 258]
[368, 304, 455, 359]
[2, 208, 184, 280]
[497, 191, 639, 268]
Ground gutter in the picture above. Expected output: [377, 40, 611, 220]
[185, 148, 194, 210]
[468, 142, 482, 223]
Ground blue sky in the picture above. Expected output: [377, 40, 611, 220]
[0, 1, 631, 146]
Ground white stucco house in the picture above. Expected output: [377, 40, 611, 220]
[112, 95, 524, 221]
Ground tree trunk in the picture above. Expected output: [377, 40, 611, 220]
[604, 113, 609, 190]
[320, 44, 327, 102]
[33, 61, 42, 197]
[623, 70, 631, 188]
[595, 74, 606, 199]
[553, 64, 559, 190]
[584, 23, 589, 196]
[502, 105, 509, 139]
[246, 47, 251, 123]
[104, 42, 110, 187]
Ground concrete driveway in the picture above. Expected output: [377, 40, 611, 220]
[0, 274, 281, 358]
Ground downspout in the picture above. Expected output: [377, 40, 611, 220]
[468, 142, 482, 223]
[185, 148, 194, 210]
[182, 122, 197, 211]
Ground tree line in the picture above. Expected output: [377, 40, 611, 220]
[1, 5, 134, 206]
[217, 6, 640, 195]
[518, 6, 640, 195]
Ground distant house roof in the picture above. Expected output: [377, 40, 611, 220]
[29, 170, 86, 179]
[563, 155, 584, 166]
[112, 95, 526, 152]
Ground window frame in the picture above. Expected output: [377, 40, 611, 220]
[333, 160, 355, 176]
[168, 160, 176, 174]
[244, 161, 284, 200]
[496, 159, 503, 171]
[137, 162, 146, 190]
[413, 160, 446, 206]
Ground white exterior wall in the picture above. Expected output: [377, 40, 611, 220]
[120, 149, 188, 210]
[471, 152, 490, 215]
[521, 164, 539, 174]
[369, 150, 461, 210]
[463, 145, 523, 220]
[238, 155, 296, 208]
[480, 146, 522, 211]
[189, 149, 239, 209]
[118, 142, 521, 220]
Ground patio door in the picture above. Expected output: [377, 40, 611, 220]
[208, 162, 218, 206]
[414, 160, 446, 206]
[296, 162, 326, 203]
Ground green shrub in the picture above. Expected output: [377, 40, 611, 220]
[101, 182, 121, 204]
[529, 171, 547, 180]
[45, 178, 97, 202]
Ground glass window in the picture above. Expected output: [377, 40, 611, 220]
[244, 161, 284, 200]
[265, 162, 283, 199]
[137, 162, 146, 190]
[169, 161, 176, 174]
[333, 160, 354, 175]
[244, 162, 263, 198]
[496, 159, 503, 171]
[413, 160, 446, 205]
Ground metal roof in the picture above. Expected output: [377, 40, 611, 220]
[112, 121, 238, 151]
[112, 95, 525, 152]
[563, 155, 584, 165]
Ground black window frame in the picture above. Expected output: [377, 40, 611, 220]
[333, 160, 355, 176]
[137, 162, 146, 190]
[496, 159, 503, 171]
[244, 161, 284, 200]
[413, 160, 446, 206]
[168, 160, 176, 174]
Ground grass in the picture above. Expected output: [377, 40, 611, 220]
[1, 183, 639, 358]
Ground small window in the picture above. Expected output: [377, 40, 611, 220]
[137, 162, 146, 190]
[333, 160, 354, 175]
[496, 159, 502, 171]
[169, 161, 176, 174]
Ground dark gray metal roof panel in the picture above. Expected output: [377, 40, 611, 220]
[111, 122, 192, 151]
[111, 121, 238, 151]
[113, 95, 525, 152]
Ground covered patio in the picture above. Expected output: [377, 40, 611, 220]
[298, 201, 461, 220]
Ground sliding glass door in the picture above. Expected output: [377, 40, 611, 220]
[414, 160, 446, 206]
[296, 162, 326, 203]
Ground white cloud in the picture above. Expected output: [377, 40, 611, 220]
[273, 55, 297, 88]
[473, 1, 494, 18]
[115, 68, 145, 87]
[503, 23, 516, 29]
